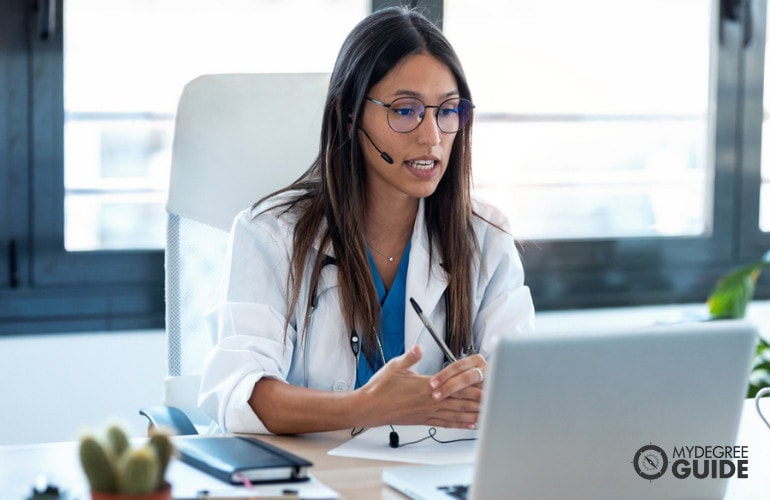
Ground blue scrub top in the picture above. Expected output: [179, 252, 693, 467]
[356, 239, 411, 388]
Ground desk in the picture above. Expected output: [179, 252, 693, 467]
[0, 430, 404, 500]
[258, 431, 404, 499]
[2, 400, 770, 500]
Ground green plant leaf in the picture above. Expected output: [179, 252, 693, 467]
[707, 262, 769, 319]
[707, 251, 770, 397]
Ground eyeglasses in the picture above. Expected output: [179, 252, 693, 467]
[366, 96, 474, 134]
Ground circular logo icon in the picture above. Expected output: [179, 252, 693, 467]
[634, 444, 668, 481]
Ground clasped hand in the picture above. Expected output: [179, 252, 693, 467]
[360, 344, 487, 430]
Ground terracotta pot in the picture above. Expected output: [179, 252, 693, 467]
[90, 484, 171, 500]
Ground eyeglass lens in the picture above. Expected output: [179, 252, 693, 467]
[386, 97, 473, 133]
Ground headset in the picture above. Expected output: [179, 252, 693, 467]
[351, 424, 477, 449]
[387, 425, 476, 448]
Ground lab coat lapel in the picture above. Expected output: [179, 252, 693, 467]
[308, 229, 339, 307]
[405, 199, 448, 351]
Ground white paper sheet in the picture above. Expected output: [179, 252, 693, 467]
[327, 425, 478, 465]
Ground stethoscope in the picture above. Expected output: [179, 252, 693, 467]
[301, 253, 403, 387]
[301, 253, 471, 388]
[302, 255, 337, 388]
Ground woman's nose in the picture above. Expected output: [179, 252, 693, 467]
[415, 109, 442, 145]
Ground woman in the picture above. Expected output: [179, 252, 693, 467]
[199, 7, 534, 435]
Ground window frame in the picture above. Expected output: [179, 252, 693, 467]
[0, 0, 28, 295]
[0, 0, 164, 335]
[1, 0, 768, 335]
[739, 0, 770, 263]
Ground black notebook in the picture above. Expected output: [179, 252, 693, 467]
[173, 435, 313, 484]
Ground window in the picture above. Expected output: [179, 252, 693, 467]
[1, 0, 767, 334]
[448, 0, 711, 240]
[444, 0, 770, 308]
[63, 0, 367, 251]
[1, 0, 367, 334]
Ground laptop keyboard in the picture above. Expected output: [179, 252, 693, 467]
[438, 484, 470, 499]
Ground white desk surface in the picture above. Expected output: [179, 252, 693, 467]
[1, 399, 769, 500]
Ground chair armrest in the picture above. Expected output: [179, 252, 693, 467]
[139, 405, 199, 435]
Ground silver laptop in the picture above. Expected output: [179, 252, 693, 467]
[383, 319, 757, 500]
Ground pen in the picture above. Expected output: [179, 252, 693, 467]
[409, 297, 457, 363]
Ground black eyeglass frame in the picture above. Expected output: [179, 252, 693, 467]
[366, 96, 475, 134]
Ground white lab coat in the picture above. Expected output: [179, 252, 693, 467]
[199, 191, 534, 433]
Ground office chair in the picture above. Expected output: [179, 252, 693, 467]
[140, 73, 329, 434]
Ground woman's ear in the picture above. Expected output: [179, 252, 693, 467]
[334, 98, 354, 138]
[346, 112, 354, 138]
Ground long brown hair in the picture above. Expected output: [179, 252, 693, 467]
[258, 6, 478, 361]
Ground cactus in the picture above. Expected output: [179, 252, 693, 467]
[105, 424, 130, 458]
[119, 446, 160, 495]
[148, 431, 174, 483]
[79, 424, 174, 496]
[79, 435, 119, 493]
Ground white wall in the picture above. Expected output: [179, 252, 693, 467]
[0, 329, 166, 445]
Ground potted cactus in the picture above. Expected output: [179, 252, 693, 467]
[79, 424, 174, 500]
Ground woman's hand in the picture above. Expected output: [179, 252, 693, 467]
[428, 354, 487, 403]
[358, 345, 482, 430]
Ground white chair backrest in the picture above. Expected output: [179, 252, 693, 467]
[164, 73, 329, 422]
